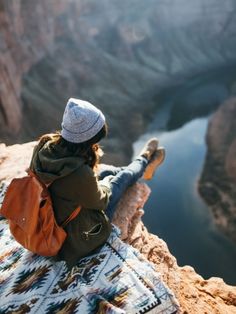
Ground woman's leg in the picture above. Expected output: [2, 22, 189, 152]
[105, 156, 148, 220]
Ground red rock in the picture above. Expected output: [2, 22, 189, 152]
[1, 141, 236, 313]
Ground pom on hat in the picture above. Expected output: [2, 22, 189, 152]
[61, 98, 105, 143]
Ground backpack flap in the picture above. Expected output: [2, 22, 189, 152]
[1, 175, 44, 233]
[0, 174, 67, 256]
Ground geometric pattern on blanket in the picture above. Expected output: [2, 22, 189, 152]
[0, 183, 179, 314]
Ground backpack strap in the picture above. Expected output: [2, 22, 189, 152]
[27, 169, 54, 188]
[27, 169, 81, 228]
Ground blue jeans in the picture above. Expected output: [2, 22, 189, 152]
[98, 157, 148, 220]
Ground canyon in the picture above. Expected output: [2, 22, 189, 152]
[0, 2, 236, 310]
[1, 0, 236, 164]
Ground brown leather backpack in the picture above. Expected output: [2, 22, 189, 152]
[0, 170, 81, 256]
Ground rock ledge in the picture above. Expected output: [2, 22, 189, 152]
[0, 142, 236, 313]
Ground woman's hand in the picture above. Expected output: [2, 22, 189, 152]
[99, 175, 114, 187]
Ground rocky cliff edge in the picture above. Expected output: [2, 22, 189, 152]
[0, 142, 236, 314]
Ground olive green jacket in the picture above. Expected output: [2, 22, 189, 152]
[30, 138, 111, 268]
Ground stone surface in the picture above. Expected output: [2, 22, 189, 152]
[199, 98, 236, 244]
[0, 141, 236, 313]
[0, 141, 36, 183]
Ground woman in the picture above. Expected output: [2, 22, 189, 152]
[30, 98, 165, 269]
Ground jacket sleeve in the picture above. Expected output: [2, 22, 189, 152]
[71, 165, 112, 211]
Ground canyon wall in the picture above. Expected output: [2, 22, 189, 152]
[199, 97, 236, 244]
[1, 0, 236, 164]
[0, 0, 72, 139]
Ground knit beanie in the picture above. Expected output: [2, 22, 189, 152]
[61, 98, 106, 143]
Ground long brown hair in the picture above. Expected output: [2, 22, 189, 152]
[38, 124, 108, 169]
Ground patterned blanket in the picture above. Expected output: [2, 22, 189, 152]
[0, 183, 179, 314]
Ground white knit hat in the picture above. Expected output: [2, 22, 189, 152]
[61, 98, 106, 143]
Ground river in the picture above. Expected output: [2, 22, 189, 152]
[133, 117, 236, 285]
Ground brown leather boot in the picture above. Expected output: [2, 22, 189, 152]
[142, 147, 165, 180]
[139, 138, 158, 161]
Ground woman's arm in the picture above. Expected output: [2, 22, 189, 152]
[71, 165, 112, 211]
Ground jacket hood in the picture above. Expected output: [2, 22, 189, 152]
[30, 137, 85, 184]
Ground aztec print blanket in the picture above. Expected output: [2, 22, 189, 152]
[0, 183, 179, 314]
